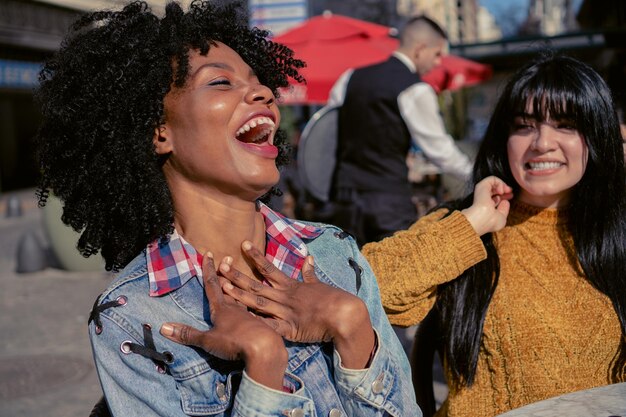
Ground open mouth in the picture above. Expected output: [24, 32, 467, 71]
[235, 117, 275, 145]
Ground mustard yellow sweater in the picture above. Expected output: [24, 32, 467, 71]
[362, 201, 623, 417]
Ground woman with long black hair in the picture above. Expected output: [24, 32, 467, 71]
[363, 53, 626, 417]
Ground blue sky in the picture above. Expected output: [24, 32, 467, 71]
[478, 0, 585, 37]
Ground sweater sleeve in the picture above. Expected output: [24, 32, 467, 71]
[361, 209, 487, 327]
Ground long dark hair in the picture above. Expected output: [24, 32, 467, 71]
[35, 1, 304, 271]
[437, 53, 626, 387]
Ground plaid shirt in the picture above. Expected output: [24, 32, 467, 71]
[147, 203, 322, 297]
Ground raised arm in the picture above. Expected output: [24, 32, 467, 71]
[362, 176, 512, 326]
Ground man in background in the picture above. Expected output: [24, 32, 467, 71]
[327, 15, 472, 246]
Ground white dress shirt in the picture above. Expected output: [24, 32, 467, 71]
[327, 51, 472, 180]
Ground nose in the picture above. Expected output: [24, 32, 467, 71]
[531, 124, 557, 152]
[245, 84, 275, 106]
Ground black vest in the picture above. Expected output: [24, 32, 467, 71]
[334, 56, 420, 194]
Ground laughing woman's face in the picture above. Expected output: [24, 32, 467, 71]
[154, 42, 281, 202]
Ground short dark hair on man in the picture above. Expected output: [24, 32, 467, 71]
[399, 15, 448, 47]
[35, 0, 305, 271]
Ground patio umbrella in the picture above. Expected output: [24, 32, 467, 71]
[274, 12, 492, 104]
[273, 12, 398, 105]
[422, 54, 493, 94]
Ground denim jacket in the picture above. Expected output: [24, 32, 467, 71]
[88, 223, 420, 416]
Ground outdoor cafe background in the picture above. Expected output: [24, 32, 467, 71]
[252, 1, 494, 218]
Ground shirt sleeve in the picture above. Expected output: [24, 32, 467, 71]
[327, 69, 353, 107]
[398, 83, 473, 180]
[233, 371, 316, 417]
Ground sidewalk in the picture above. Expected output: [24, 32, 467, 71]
[0, 190, 112, 417]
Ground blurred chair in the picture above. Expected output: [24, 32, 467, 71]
[410, 307, 441, 417]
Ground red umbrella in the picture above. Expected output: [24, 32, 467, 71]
[422, 54, 493, 94]
[273, 12, 398, 105]
[273, 12, 492, 104]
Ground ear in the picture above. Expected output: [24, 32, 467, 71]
[412, 42, 426, 59]
[153, 125, 173, 155]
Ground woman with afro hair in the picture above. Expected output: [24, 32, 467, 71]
[35, 1, 419, 416]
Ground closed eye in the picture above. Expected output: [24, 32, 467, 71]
[208, 78, 231, 87]
[513, 123, 533, 130]
[511, 120, 535, 133]
[555, 121, 577, 131]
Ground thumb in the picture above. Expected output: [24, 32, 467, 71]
[302, 256, 318, 283]
[496, 199, 511, 217]
[160, 322, 208, 348]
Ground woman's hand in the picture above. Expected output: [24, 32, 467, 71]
[219, 241, 376, 369]
[159, 252, 288, 390]
[461, 176, 514, 236]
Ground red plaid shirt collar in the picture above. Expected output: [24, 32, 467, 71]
[146, 202, 322, 297]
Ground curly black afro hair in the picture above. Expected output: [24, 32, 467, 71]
[35, 0, 305, 271]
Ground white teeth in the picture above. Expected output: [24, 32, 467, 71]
[528, 161, 562, 170]
[235, 117, 275, 138]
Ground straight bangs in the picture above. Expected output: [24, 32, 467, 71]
[505, 67, 590, 135]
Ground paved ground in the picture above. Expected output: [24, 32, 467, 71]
[0, 190, 112, 417]
[0, 189, 447, 416]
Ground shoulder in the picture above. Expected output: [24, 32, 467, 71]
[299, 221, 365, 295]
[299, 220, 358, 256]
[400, 80, 436, 98]
[90, 251, 206, 340]
[89, 252, 156, 339]
[98, 251, 150, 304]
[354, 57, 408, 76]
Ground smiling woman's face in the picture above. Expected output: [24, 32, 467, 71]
[154, 42, 281, 202]
[507, 106, 588, 208]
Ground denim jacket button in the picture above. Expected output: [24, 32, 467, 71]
[289, 408, 305, 417]
[371, 377, 384, 394]
[216, 382, 226, 401]
[329, 408, 342, 417]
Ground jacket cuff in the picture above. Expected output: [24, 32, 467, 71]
[333, 329, 397, 411]
[233, 371, 314, 417]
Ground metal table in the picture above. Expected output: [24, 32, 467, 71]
[497, 382, 626, 417]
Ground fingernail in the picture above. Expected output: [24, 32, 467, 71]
[220, 263, 230, 273]
[242, 241, 252, 251]
[223, 256, 233, 265]
[161, 323, 174, 336]
[307, 256, 314, 266]
[224, 282, 234, 290]
[205, 251, 213, 259]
